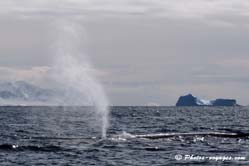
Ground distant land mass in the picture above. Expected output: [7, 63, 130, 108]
[0, 81, 241, 107]
[0, 81, 61, 105]
[176, 94, 238, 106]
[0, 81, 100, 106]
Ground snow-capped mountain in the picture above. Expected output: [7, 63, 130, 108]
[0, 81, 59, 104]
[0, 81, 94, 106]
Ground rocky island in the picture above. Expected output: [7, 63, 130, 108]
[176, 94, 238, 106]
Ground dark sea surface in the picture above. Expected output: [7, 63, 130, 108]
[0, 106, 249, 166]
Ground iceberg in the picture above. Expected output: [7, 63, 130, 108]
[176, 94, 238, 106]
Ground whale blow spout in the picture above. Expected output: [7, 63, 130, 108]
[52, 19, 110, 138]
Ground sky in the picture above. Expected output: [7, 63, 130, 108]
[0, 0, 249, 106]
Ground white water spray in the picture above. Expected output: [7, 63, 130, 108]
[53, 20, 109, 138]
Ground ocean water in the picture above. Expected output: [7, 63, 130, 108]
[0, 106, 249, 165]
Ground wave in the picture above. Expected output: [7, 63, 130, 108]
[109, 131, 249, 141]
[0, 144, 63, 152]
[133, 132, 249, 139]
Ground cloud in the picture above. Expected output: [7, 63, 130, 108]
[0, 65, 107, 86]
[0, 66, 51, 86]
[1, 0, 249, 21]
